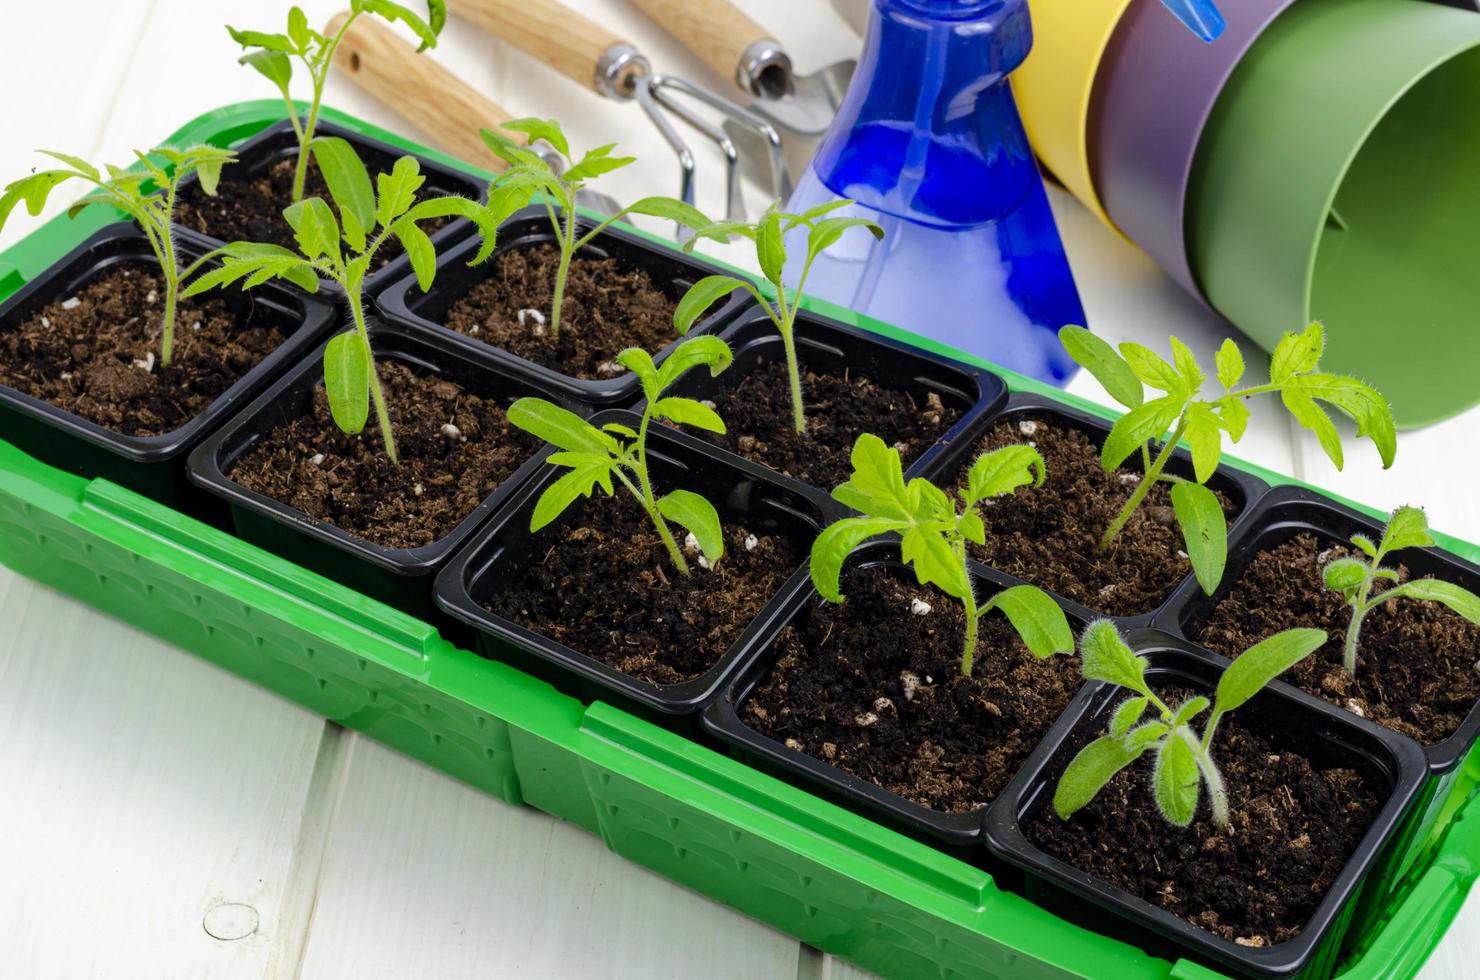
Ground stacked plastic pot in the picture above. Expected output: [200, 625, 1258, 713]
[1013, 0, 1480, 428]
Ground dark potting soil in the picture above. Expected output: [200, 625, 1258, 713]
[1195, 533, 1480, 747]
[176, 158, 452, 271]
[0, 262, 285, 437]
[1027, 689, 1382, 948]
[691, 360, 962, 491]
[442, 244, 678, 380]
[484, 493, 800, 686]
[229, 361, 537, 549]
[957, 418, 1235, 617]
[744, 566, 1081, 813]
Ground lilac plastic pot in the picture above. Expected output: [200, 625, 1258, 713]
[1089, 0, 1298, 302]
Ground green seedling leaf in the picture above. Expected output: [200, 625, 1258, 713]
[653, 397, 726, 434]
[1054, 734, 1153, 819]
[1387, 579, 1480, 624]
[324, 331, 371, 434]
[965, 445, 1046, 504]
[1101, 397, 1182, 471]
[979, 585, 1073, 659]
[1324, 557, 1368, 596]
[657, 490, 724, 563]
[1215, 338, 1244, 389]
[756, 208, 785, 284]
[376, 156, 425, 228]
[1154, 729, 1201, 827]
[502, 117, 570, 160]
[810, 518, 907, 603]
[674, 275, 744, 334]
[1110, 697, 1149, 737]
[1169, 337, 1204, 390]
[1270, 323, 1324, 384]
[1215, 627, 1326, 716]
[1170, 696, 1210, 728]
[1171, 481, 1227, 595]
[1383, 506, 1435, 553]
[396, 220, 436, 290]
[655, 336, 733, 390]
[1059, 326, 1142, 409]
[1078, 620, 1150, 697]
[1121, 342, 1187, 396]
[284, 197, 341, 264]
[531, 457, 616, 532]
[311, 136, 376, 243]
[507, 398, 617, 455]
[355, 0, 445, 50]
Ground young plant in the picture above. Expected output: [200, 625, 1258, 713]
[1324, 506, 1480, 675]
[182, 137, 501, 464]
[478, 119, 710, 340]
[1053, 621, 1327, 830]
[230, 1, 446, 203]
[677, 202, 885, 434]
[1061, 323, 1396, 594]
[505, 335, 734, 577]
[809, 433, 1073, 676]
[0, 145, 237, 370]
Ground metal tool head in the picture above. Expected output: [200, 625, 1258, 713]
[632, 72, 793, 234]
[736, 40, 856, 137]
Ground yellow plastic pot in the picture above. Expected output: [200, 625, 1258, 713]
[1013, 0, 1135, 229]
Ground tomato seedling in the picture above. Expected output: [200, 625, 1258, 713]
[1061, 323, 1395, 594]
[809, 433, 1073, 675]
[506, 335, 735, 577]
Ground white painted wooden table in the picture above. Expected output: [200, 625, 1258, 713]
[0, 2, 1475, 977]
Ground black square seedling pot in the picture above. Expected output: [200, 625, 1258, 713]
[0, 223, 335, 518]
[375, 205, 751, 411]
[661, 304, 1009, 496]
[703, 539, 1087, 851]
[933, 391, 1270, 626]
[433, 412, 835, 725]
[1156, 484, 1480, 778]
[187, 320, 567, 620]
[983, 634, 1427, 980]
[174, 118, 486, 299]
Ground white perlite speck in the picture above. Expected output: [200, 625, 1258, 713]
[517, 308, 546, 336]
[743, 534, 759, 552]
[132, 351, 155, 373]
[1118, 472, 1142, 485]
[701, 399, 717, 410]
[900, 671, 922, 702]
[697, 555, 712, 570]
[146, 290, 157, 304]
[597, 360, 622, 377]
[59, 372, 72, 381]
[1018, 419, 1039, 436]
[60, 297, 80, 310]
[684, 532, 701, 553]
[909, 597, 932, 616]
[40, 317, 49, 328]
[413, 483, 425, 497]
[309, 453, 326, 466]
[440, 423, 462, 440]
[854, 711, 878, 727]
[191, 321, 202, 331]
[1346, 699, 1366, 718]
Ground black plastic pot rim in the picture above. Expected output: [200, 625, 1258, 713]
[983, 632, 1429, 979]
[1152, 483, 1480, 778]
[0, 222, 336, 463]
[171, 117, 489, 297]
[702, 538, 1089, 846]
[186, 317, 563, 578]
[642, 301, 1011, 499]
[374, 204, 754, 408]
[958, 391, 1273, 628]
[433, 410, 840, 716]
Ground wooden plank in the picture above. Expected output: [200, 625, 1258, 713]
[295, 736, 801, 978]
[0, 569, 331, 978]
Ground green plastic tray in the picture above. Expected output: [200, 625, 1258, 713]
[1, 101, 1476, 980]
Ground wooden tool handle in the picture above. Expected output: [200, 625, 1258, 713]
[452, 0, 636, 94]
[629, 0, 776, 93]
[328, 12, 523, 170]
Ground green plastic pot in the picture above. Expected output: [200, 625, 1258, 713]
[1188, 0, 1480, 428]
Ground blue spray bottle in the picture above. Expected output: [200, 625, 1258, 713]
[783, 0, 1084, 384]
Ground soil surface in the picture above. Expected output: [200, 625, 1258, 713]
[1027, 688, 1382, 948]
[0, 262, 285, 436]
[1195, 533, 1480, 746]
[691, 359, 961, 491]
[230, 360, 537, 549]
[485, 492, 800, 686]
[956, 418, 1236, 617]
[177, 157, 454, 271]
[443, 244, 679, 380]
[745, 566, 1081, 813]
